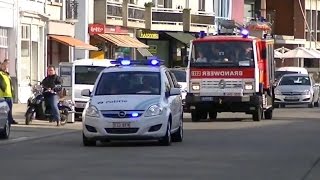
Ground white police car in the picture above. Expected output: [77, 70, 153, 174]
[81, 58, 183, 146]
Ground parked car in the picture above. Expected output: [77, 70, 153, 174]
[169, 68, 187, 111]
[275, 67, 308, 84]
[274, 74, 320, 108]
[0, 98, 10, 139]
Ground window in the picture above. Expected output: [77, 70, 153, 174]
[164, 0, 172, 8]
[198, 0, 205, 11]
[95, 71, 161, 95]
[21, 41, 29, 57]
[75, 66, 107, 85]
[21, 25, 30, 40]
[165, 71, 174, 88]
[279, 76, 311, 86]
[168, 71, 180, 88]
[170, 69, 186, 82]
[157, 0, 164, 7]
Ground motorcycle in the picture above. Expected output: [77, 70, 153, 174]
[25, 84, 74, 126]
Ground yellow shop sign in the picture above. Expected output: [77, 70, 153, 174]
[137, 31, 159, 39]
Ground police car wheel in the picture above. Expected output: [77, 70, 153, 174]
[0, 119, 10, 139]
[159, 122, 172, 146]
[83, 133, 96, 147]
[172, 114, 183, 142]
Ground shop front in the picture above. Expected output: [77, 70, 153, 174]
[136, 29, 195, 67]
[47, 21, 98, 67]
[88, 24, 149, 59]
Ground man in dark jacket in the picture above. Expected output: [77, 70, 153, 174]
[0, 59, 17, 125]
[41, 65, 63, 126]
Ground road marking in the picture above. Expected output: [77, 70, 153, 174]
[0, 130, 79, 146]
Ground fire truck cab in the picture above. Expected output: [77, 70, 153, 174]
[185, 28, 275, 122]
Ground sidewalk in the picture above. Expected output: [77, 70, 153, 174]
[12, 103, 27, 122]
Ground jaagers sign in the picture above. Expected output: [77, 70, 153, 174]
[137, 30, 159, 39]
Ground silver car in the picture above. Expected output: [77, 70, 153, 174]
[0, 98, 10, 139]
[274, 74, 320, 108]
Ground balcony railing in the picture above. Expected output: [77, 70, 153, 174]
[151, 8, 183, 25]
[66, 0, 78, 20]
[128, 4, 145, 23]
[95, 1, 215, 33]
[191, 11, 215, 27]
[106, 1, 123, 21]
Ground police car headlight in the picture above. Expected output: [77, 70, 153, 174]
[85, 105, 100, 118]
[145, 104, 163, 117]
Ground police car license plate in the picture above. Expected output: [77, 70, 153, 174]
[113, 122, 131, 128]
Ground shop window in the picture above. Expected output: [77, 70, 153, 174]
[21, 41, 29, 57]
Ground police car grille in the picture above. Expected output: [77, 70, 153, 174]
[101, 110, 144, 118]
[105, 128, 139, 134]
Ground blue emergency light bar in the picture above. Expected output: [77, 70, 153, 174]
[240, 29, 249, 38]
[112, 57, 164, 66]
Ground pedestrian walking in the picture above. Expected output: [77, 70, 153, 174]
[0, 59, 17, 124]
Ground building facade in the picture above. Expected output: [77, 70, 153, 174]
[14, 0, 95, 103]
[74, 0, 218, 67]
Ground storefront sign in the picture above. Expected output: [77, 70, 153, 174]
[137, 30, 159, 39]
[105, 26, 129, 34]
[88, 24, 105, 35]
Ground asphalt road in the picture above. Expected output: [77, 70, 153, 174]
[1, 105, 320, 180]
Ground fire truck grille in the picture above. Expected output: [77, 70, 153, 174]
[201, 80, 243, 89]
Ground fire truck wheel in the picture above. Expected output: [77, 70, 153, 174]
[191, 111, 201, 122]
[252, 106, 262, 121]
[264, 109, 273, 120]
[209, 111, 217, 120]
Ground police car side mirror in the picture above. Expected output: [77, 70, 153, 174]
[169, 88, 181, 96]
[81, 89, 91, 97]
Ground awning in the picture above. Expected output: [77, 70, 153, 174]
[281, 47, 320, 59]
[97, 34, 148, 48]
[165, 32, 195, 45]
[49, 35, 98, 51]
[137, 48, 153, 57]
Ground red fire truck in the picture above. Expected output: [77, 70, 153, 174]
[185, 27, 275, 122]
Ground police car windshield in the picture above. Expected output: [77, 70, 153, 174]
[75, 66, 106, 85]
[95, 71, 161, 95]
[191, 41, 254, 67]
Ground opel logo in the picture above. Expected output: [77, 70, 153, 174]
[218, 79, 226, 89]
[118, 111, 126, 118]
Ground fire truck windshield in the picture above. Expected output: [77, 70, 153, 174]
[190, 41, 254, 68]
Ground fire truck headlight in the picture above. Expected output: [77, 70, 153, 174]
[192, 83, 200, 91]
[244, 82, 253, 90]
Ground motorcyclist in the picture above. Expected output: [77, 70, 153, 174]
[41, 65, 63, 126]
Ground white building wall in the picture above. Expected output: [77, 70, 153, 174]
[74, 0, 94, 60]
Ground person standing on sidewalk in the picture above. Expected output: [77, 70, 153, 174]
[0, 59, 18, 125]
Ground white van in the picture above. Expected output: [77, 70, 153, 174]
[73, 59, 115, 119]
[275, 67, 308, 81]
